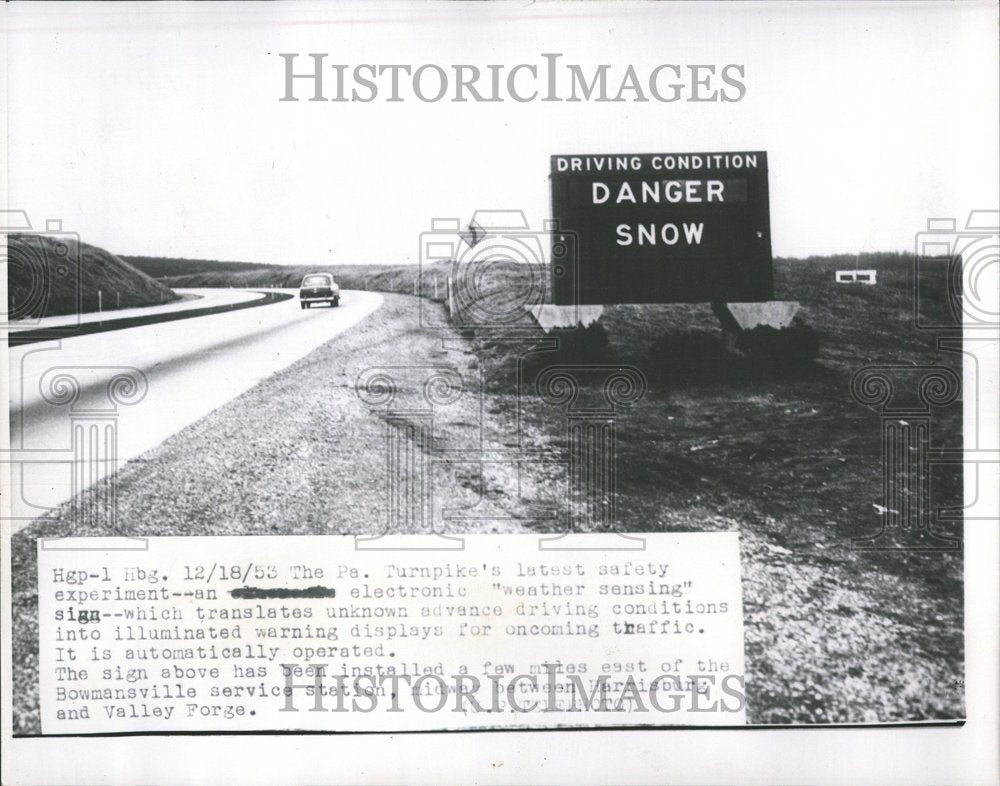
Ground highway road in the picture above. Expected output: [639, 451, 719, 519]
[5, 288, 383, 530]
[9, 286, 267, 333]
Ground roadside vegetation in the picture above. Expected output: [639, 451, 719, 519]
[123, 255, 279, 278]
[128, 255, 451, 298]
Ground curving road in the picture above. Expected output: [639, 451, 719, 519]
[6, 288, 294, 347]
[8, 287, 269, 335]
[5, 288, 383, 530]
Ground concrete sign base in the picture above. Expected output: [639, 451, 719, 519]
[711, 301, 801, 353]
[529, 304, 605, 333]
[528, 301, 801, 352]
[714, 301, 801, 331]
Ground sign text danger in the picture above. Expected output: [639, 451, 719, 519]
[550, 152, 772, 304]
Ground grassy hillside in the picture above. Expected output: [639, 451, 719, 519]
[123, 255, 280, 279]
[6, 234, 177, 319]
[158, 261, 454, 298]
[125, 255, 442, 295]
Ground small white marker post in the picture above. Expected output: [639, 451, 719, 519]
[98, 290, 102, 313]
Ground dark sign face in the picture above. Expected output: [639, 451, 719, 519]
[550, 152, 773, 305]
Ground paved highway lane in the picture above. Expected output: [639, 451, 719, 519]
[6, 288, 384, 529]
[8, 287, 268, 334]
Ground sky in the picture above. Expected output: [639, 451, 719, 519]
[4, 1, 999, 266]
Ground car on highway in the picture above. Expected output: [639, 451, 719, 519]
[299, 273, 340, 308]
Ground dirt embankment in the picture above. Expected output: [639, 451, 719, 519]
[6, 234, 176, 319]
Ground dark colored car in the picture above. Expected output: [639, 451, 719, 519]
[299, 273, 340, 308]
